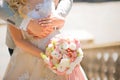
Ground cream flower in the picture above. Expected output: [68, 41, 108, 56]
[51, 50, 61, 59]
[57, 58, 70, 72]
[62, 42, 69, 50]
[66, 54, 83, 74]
[58, 42, 69, 51]
[48, 43, 54, 48]
[69, 42, 76, 50]
[45, 34, 84, 74]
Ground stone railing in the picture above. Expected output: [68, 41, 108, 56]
[81, 42, 120, 80]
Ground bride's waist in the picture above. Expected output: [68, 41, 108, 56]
[24, 30, 60, 51]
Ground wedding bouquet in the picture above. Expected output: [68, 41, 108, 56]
[41, 34, 84, 75]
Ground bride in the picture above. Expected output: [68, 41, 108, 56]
[3, 0, 87, 80]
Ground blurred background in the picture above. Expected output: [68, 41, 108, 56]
[61, 0, 120, 44]
[0, 0, 120, 79]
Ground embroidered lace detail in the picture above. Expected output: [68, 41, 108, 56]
[27, 0, 55, 19]
[20, 0, 55, 31]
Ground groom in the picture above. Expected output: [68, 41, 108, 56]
[0, 0, 73, 56]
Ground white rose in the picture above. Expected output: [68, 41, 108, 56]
[48, 43, 53, 48]
[59, 42, 69, 51]
[66, 62, 75, 74]
[74, 56, 83, 65]
[51, 51, 61, 59]
[62, 42, 69, 50]
[69, 42, 76, 50]
[57, 58, 70, 72]
[57, 64, 66, 72]
[66, 56, 83, 74]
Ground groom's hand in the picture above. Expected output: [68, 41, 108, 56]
[27, 15, 65, 39]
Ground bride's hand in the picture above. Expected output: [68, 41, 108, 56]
[38, 14, 65, 30]
[27, 19, 54, 39]
[27, 15, 65, 39]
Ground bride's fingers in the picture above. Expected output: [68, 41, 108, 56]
[38, 17, 51, 22]
[38, 19, 52, 25]
[40, 23, 53, 27]
[27, 25, 54, 38]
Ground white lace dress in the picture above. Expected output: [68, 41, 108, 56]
[3, 0, 66, 80]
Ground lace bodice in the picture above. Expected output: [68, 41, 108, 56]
[20, 0, 56, 30]
[27, 0, 55, 19]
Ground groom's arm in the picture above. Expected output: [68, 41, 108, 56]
[56, 0, 73, 17]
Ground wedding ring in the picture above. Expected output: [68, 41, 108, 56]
[53, 26, 59, 30]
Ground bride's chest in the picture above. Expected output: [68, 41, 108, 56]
[27, 0, 55, 10]
[27, 0, 55, 19]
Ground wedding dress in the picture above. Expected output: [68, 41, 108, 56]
[3, 0, 87, 80]
[3, 0, 65, 80]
